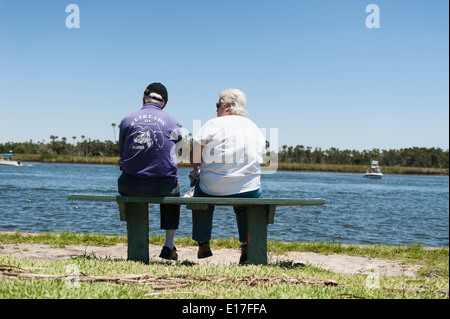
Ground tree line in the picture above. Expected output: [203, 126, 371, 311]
[279, 145, 449, 168]
[0, 136, 118, 157]
[1, 137, 448, 168]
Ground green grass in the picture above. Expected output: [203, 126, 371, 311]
[15, 153, 119, 165]
[273, 162, 449, 175]
[1, 232, 448, 299]
[0, 231, 127, 247]
[14, 154, 449, 175]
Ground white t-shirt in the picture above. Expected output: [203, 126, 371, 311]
[193, 116, 266, 196]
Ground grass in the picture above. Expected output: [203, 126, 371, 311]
[0, 231, 448, 299]
[14, 154, 449, 175]
[272, 162, 449, 175]
[15, 153, 119, 165]
[0, 231, 127, 247]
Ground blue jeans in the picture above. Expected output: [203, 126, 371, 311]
[118, 173, 181, 229]
[192, 185, 262, 243]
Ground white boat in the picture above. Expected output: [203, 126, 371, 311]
[0, 153, 22, 166]
[363, 160, 383, 179]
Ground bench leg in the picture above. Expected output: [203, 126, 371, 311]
[125, 202, 149, 264]
[246, 205, 268, 265]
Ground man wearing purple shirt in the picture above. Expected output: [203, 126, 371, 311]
[118, 82, 182, 260]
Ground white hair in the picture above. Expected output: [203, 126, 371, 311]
[219, 88, 247, 116]
[144, 92, 165, 108]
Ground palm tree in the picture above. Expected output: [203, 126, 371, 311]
[112, 123, 117, 142]
[80, 135, 86, 156]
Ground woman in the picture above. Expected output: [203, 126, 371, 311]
[189, 88, 266, 264]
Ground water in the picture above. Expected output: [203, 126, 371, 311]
[0, 163, 448, 247]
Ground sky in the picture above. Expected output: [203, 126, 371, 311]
[0, 0, 448, 151]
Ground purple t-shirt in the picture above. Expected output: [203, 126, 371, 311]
[119, 103, 182, 182]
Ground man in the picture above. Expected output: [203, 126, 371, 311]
[190, 88, 266, 264]
[118, 82, 182, 260]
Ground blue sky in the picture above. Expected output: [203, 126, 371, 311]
[0, 0, 448, 151]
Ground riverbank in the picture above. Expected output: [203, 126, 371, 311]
[0, 232, 448, 299]
[12, 154, 449, 175]
[271, 162, 449, 175]
[1, 231, 448, 276]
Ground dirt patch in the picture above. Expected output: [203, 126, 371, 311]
[0, 243, 419, 277]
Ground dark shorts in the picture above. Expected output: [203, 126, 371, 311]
[118, 173, 181, 229]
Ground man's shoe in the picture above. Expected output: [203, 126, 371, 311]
[159, 246, 178, 261]
[239, 244, 248, 265]
[197, 242, 213, 259]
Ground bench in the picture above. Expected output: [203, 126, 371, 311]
[68, 194, 325, 265]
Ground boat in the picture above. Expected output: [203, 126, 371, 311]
[363, 160, 383, 179]
[0, 153, 22, 166]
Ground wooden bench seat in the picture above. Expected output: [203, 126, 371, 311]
[68, 194, 325, 265]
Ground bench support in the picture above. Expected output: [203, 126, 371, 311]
[246, 205, 269, 265]
[121, 202, 275, 265]
[68, 194, 325, 265]
[124, 202, 149, 264]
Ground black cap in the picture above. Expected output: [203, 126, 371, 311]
[144, 82, 168, 102]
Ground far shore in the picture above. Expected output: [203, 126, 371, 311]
[12, 154, 449, 175]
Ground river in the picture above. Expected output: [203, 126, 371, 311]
[0, 162, 448, 247]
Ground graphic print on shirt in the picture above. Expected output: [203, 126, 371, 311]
[132, 123, 164, 150]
